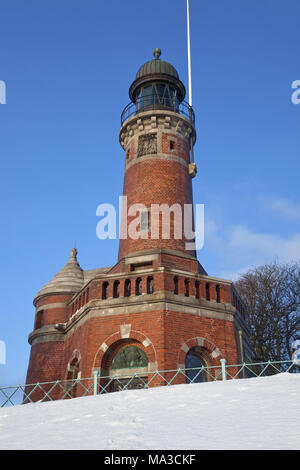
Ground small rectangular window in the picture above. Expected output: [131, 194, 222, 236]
[169, 140, 175, 151]
[130, 261, 152, 272]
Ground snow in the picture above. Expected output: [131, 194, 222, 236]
[0, 373, 299, 450]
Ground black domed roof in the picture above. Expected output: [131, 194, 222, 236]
[136, 48, 179, 80]
[129, 48, 186, 102]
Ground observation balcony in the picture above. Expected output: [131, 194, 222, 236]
[121, 94, 195, 127]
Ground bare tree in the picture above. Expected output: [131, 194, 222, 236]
[235, 262, 300, 363]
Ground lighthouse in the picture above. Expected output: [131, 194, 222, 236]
[25, 50, 251, 397]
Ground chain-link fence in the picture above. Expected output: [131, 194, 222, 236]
[1, 359, 298, 408]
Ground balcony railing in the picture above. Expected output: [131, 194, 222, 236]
[121, 95, 195, 126]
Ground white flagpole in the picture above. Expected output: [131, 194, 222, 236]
[187, 0, 192, 107]
[186, 0, 194, 164]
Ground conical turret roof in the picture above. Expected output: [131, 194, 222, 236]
[34, 248, 84, 303]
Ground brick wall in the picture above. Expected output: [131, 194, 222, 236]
[34, 294, 73, 328]
[118, 158, 195, 259]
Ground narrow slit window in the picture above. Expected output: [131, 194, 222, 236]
[169, 140, 176, 151]
[124, 279, 131, 297]
[135, 278, 142, 296]
[174, 276, 178, 295]
[113, 280, 120, 298]
[206, 283, 210, 301]
[147, 276, 154, 294]
[216, 285, 221, 303]
[185, 279, 190, 297]
[195, 281, 200, 299]
[35, 310, 44, 330]
[102, 282, 109, 300]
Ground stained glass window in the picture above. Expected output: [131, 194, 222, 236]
[110, 346, 148, 370]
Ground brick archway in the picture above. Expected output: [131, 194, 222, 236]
[64, 349, 82, 381]
[92, 326, 157, 374]
[177, 336, 222, 369]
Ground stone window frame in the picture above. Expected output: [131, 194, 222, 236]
[137, 132, 157, 158]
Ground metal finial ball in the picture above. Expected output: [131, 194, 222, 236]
[153, 48, 161, 59]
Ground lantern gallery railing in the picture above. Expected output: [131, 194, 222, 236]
[121, 95, 195, 126]
[0, 360, 298, 407]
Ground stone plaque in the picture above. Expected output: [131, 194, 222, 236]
[111, 345, 148, 370]
[137, 134, 157, 157]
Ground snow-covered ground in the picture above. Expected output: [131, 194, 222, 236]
[0, 373, 299, 450]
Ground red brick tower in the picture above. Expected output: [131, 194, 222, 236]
[25, 50, 251, 397]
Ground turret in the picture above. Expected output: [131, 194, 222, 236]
[118, 49, 197, 262]
[32, 248, 84, 329]
[26, 248, 84, 388]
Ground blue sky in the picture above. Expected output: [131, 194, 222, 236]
[0, 0, 299, 386]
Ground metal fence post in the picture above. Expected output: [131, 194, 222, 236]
[93, 370, 99, 396]
[220, 358, 227, 380]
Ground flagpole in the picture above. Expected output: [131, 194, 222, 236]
[187, 0, 194, 164]
[187, 0, 192, 107]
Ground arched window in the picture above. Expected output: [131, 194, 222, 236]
[206, 283, 210, 301]
[110, 345, 148, 371]
[109, 345, 149, 392]
[174, 276, 178, 295]
[124, 279, 131, 297]
[185, 348, 208, 384]
[35, 310, 44, 330]
[66, 357, 80, 398]
[195, 281, 200, 299]
[184, 279, 190, 297]
[147, 276, 154, 294]
[113, 280, 120, 299]
[135, 278, 142, 296]
[102, 281, 109, 300]
[216, 285, 221, 303]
